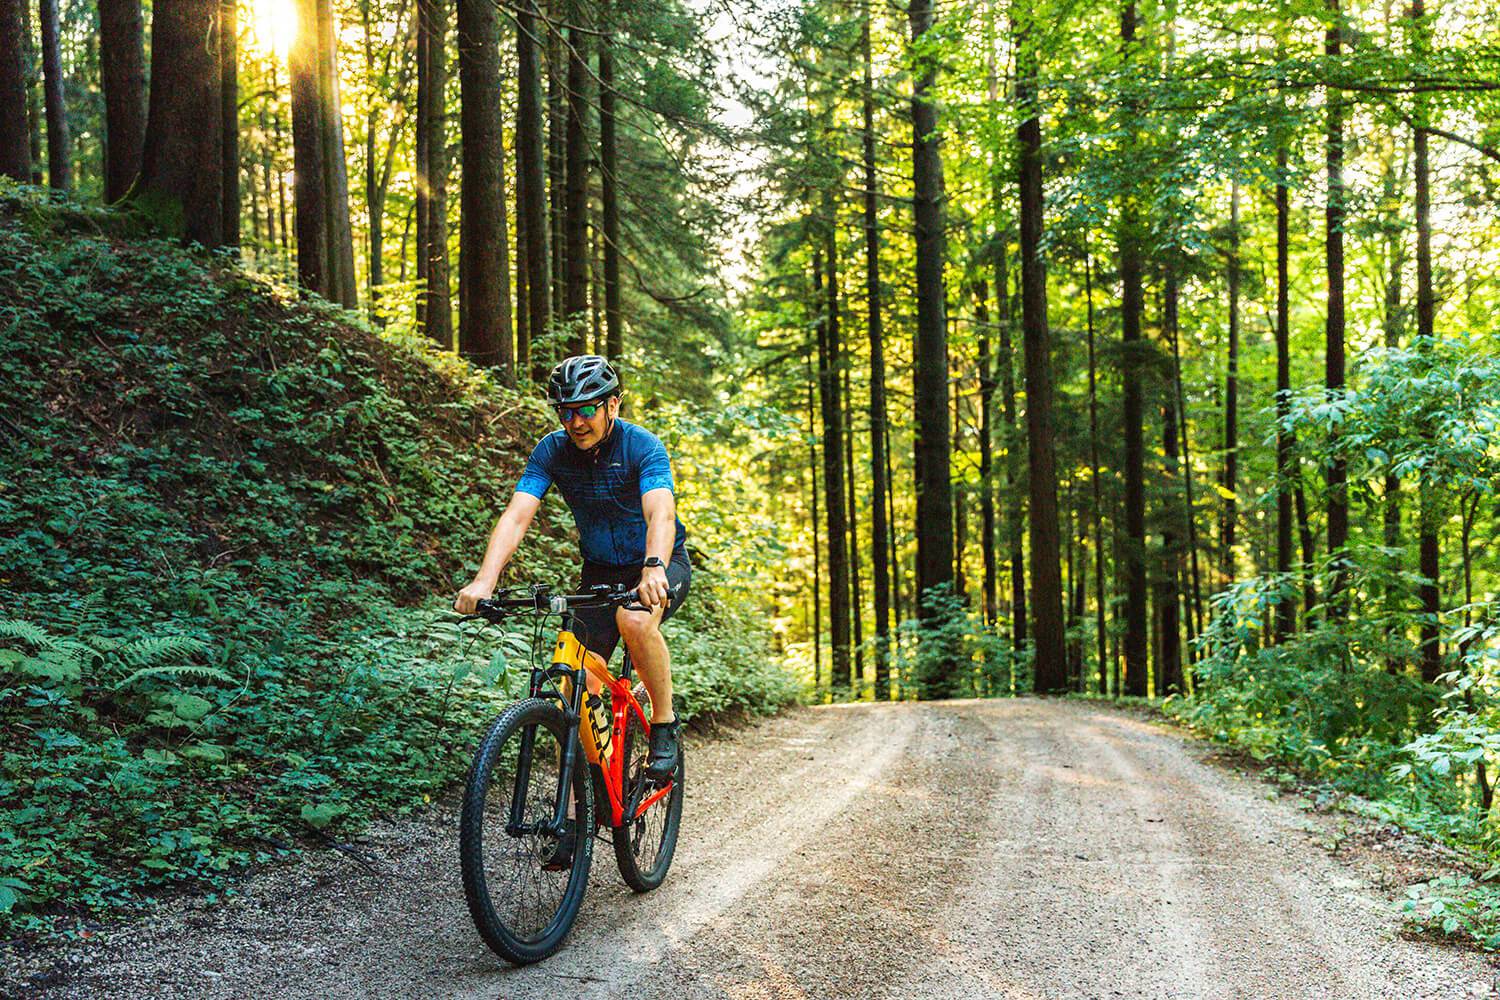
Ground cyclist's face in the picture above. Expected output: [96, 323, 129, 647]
[560, 395, 616, 449]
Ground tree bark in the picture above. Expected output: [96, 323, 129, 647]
[1275, 143, 1296, 641]
[290, 0, 327, 293]
[563, 10, 589, 344]
[517, 0, 549, 376]
[1222, 183, 1240, 585]
[457, 0, 513, 367]
[808, 367, 823, 694]
[974, 281, 998, 626]
[418, 0, 451, 344]
[600, 14, 622, 359]
[139, 0, 223, 246]
[0, 0, 29, 181]
[1325, 0, 1349, 602]
[863, 9, 891, 701]
[845, 361, 865, 692]
[317, 0, 358, 308]
[1085, 248, 1107, 691]
[1414, 0, 1440, 683]
[99, 0, 145, 201]
[815, 246, 852, 696]
[38, 0, 69, 190]
[547, 13, 564, 324]
[1118, 1, 1149, 697]
[221, 0, 240, 246]
[1158, 273, 1185, 696]
[1017, 0, 1066, 693]
[910, 0, 956, 693]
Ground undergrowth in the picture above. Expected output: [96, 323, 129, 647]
[0, 195, 793, 940]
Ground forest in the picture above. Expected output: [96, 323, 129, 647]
[3, 0, 1500, 957]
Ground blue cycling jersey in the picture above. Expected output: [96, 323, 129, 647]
[515, 419, 688, 568]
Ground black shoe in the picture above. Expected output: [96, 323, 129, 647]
[645, 718, 680, 784]
[540, 821, 576, 871]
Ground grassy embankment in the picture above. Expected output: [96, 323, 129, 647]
[0, 190, 795, 941]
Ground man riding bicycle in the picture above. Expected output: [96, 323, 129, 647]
[454, 354, 690, 790]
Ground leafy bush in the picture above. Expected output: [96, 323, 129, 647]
[895, 584, 1024, 699]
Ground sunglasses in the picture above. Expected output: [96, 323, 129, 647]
[556, 400, 606, 423]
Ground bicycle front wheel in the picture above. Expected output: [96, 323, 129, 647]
[611, 685, 684, 892]
[460, 697, 594, 964]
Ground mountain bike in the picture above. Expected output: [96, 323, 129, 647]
[457, 582, 685, 965]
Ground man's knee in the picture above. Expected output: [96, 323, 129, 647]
[616, 607, 661, 646]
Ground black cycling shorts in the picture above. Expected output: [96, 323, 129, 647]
[572, 549, 691, 663]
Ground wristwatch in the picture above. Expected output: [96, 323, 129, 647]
[642, 556, 666, 569]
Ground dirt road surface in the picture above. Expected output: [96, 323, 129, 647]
[15, 699, 1498, 999]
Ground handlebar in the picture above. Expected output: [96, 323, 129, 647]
[470, 582, 682, 624]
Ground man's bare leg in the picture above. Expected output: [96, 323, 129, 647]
[617, 604, 673, 723]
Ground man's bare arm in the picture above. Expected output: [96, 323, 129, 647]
[638, 487, 676, 609]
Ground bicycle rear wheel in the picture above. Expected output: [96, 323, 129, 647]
[611, 685, 684, 892]
[460, 697, 594, 964]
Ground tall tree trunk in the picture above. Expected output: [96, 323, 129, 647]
[975, 281, 998, 625]
[1381, 118, 1407, 669]
[139, 0, 223, 246]
[910, 0, 956, 696]
[863, 10, 892, 701]
[99, 0, 145, 201]
[517, 0, 549, 376]
[415, 1, 430, 328]
[953, 368, 968, 603]
[1168, 280, 1204, 655]
[600, 15, 622, 359]
[1414, 0, 1440, 683]
[1158, 273, 1185, 695]
[290, 0, 327, 293]
[808, 358, 823, 694]
[563, 9, 588, 340]
[1275, 144, 1296, 641]
[0, 0, 29, 181]
[845, 362, 865, 693]
[272, 60, 289, 259]
[1222, 183, 1240, 584]
[1325, 0, 1349, 602]
[1118, 1, 1149, 697]
[1017, 0, 1066, 693]
[457, 0, 513, 367]
[419, 0, 451, 343]
[815, 246, 851, 697]
[317, 0, 357, 308]
[21, 0, 41, 184]
[38, 0, 69, 190]
[546, 15, 564, 324]
[994, 213, 1025, 648]
[221, 0, 240, 246]
[1085, 247, 1107, 692]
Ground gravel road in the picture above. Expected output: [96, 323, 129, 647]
[13, 699, 1499, 999]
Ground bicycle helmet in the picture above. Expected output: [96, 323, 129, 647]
[547, 355, 621, 405]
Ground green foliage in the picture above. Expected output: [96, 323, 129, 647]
[896, 585, 1025, 699]
[0, 202, 789, 939]
[1402, 875, 1500, 951]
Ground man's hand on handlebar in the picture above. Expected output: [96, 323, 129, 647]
[454, 576, 498, 615]
[637, 565, 670, 611]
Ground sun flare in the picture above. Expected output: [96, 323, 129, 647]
[249, 0, 298, 60]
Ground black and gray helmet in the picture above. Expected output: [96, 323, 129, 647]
[547, 355, 621, 405]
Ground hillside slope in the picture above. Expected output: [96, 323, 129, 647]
[0, 194, 793, 941]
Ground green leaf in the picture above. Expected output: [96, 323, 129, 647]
[300, 802, 347, 830]
[181, 743, 227, 763]
[169, 693, 214, 722]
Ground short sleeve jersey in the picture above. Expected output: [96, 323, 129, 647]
[515, 419, 688, 568]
